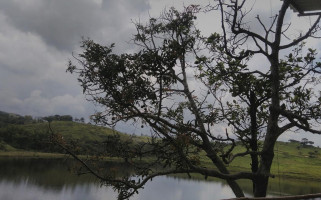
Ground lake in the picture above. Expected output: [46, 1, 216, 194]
[0, 158, 320, 200]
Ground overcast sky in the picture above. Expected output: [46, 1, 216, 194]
[1, 0, 321, 143]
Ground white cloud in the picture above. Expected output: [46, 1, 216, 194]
[1, 90, 88, 118]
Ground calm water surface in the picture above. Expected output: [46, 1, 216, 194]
[0, 158, 320, 200]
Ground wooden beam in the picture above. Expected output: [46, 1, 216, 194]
[223, 193, 321, 200]
[298, 11, 321, 16]
[289, 0, 304, 14]
[285, 0, 321, 16]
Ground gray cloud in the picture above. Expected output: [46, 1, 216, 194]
[0, 0, 321, 147]
[0, 0, 150, 51]
[0, 0, 150, 119]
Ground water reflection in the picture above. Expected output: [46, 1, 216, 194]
[0, 179, 118, 200]
[0, 175, 237, 200]
[0, 158, 237, 200]
[0, 158, 320, 200]
[131, 176, 236, 200]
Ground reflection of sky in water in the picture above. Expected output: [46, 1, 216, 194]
[133, 176, 235, 200]
[1, 159, 321, 199]
[0, 179, 117, 200]
[0, 176, 235, 200]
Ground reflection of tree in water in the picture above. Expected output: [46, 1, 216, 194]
[0, 158, 133, 190]
[0, 158, 320, 196]
[170, 173, 321, 197]
[236, 179, 321, 197]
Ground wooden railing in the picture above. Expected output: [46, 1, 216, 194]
[223, 193, 321, 200]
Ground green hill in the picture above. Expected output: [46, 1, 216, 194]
[219, 141, 321, 181]
[0, 121, 109, 153]
[0, 111, 147, 155]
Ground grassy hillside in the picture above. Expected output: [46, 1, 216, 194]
[270, 142, 321, 180]
[0, 118, 147, 155]
[196, 141, 321, 181]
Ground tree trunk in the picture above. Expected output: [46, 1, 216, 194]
[249, 90, 259, 193]
[253, 157, 273, 197]
[254, 103, 278, 197]
[216, 159, 245, 197]
[227, 179, 245, 198]
[253, 176, 269, 197]
[207, 151, 245, 197]
[253, 142, 276, 196]
[252, 43, 280, 196]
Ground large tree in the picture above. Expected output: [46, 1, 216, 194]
[67, 1, 321, 199]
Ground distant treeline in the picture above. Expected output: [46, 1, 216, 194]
[0, 111, 85, 127]
[288, 138, 315, 148]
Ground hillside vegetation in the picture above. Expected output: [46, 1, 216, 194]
[0, 111, 148, 155]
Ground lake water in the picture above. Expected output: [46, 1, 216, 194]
[0, 158, 320, 200]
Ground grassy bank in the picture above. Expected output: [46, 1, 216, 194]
[0, 151, 66, 158]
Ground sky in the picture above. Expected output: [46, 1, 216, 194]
[1, 0, 321, 144]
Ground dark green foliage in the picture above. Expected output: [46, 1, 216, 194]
[0, 111, 28, 126]
[308, 151, 319, 158]
[42, 115, 73, 122]
[68, 6, 247, 199]
[0, 125, 49, 151]
[0, 114, 131, 155]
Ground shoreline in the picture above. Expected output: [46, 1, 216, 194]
[1, 150, 321, 183]
[0, 151, 66, 158]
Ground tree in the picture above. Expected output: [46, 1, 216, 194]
[43, 115, 73, 122]
[301, 138, 309, 146]
[67, 1, 321, 199]
[60, 115, 73, 121]
[300, 138, 314, 147]
[212, 0, 321, 196]
[24, 115, 33, 124]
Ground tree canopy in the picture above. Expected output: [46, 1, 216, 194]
[67, 1, 321, 199]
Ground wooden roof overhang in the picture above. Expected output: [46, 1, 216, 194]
[286, 0, 321, 16]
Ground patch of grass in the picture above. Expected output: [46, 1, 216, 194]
[0, 140, 16, 151]
[225, 141, 321, 181]
[22, 121, 118, 141]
